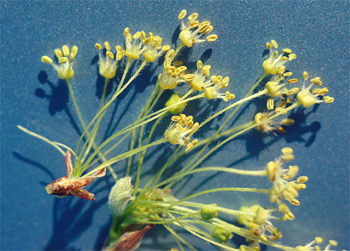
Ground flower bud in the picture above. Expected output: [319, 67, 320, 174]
[200, 204, 218, 220]
[108, 177, 134, 216]
[165, 93, 186, 115]
[212, 227, 233, 243]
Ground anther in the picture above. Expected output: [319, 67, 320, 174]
[54, 48, 63, 58]
[41, 56, 53, 64]
[206, 34, 218, 42]
[104, 41, 111, 51]
[58, 57, 67, 64]
[62, 45, 70, 57]
[178, 10, 187, 20]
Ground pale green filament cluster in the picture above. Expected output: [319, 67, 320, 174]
[20, 8, 338, 251]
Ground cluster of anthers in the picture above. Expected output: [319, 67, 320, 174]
[185, 60, 235, 101]
[158, 54, 187, 90]
[122, 28, 170, 62]
[297, 71, 334, 108]
[266, 147, 307, 221]
[262, 40, 296, 75]
[164, 114, 199, 152]
[95, 41, 124, 79]
[254, 97, 295, 134]
[238, 204, 282, 242]
[265, 65, 298, 98]
[41, 45, 78, 80]
[178, 10, 218, 47]
[294, 237, 339, 251]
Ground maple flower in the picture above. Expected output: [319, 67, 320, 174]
[41, 45, 78, 80]
[45, 151, 106, 200]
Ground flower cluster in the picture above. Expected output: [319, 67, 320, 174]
[266, 147, 308, 220]
[164, 113, 199, 152]
[23, 8, 342, 251]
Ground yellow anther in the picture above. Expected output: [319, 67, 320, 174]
[192, 122, 199, 132]
[165, 49, 174, 59]
[41, 56, 53, 64]
[267, 98, 274, 110]
[275, 107, 287, 114]
[276, 126, 286, 133]
[188, 12, 198, 22]
[133, 31, 141, 40]
[297, 176, 308, 184]
[140, 30, 146, 41]
[116, 51, 124, 60]
[206, 34, 218, 42]
[323, 96, 334, 104]
[288, 53, 297, 61]
[303, 71, 309, 80]
[161, 45, 171, 52]
[282, 48, 292, 54]
[173, 61, 184, 67]
[329, 240, 338, 246]
[178, 9, 187, 20]
[274, 51, 278, 58]
[222, 76, 229, 87]
[196, 60, 203, 69]
[189, 20, 200, 29]
[62, 45, 70, 57]
[311, 88, 328, 96]
[292, 183, 306, 190]
[185, 143, 194, 152]
[198, 21, 210, 29]
[184, 136, 190, 145]
[69, 46, 78, 62]
[280, 56, 288, 61]
[123, 27, 130, 37]
[175, 66, 187, 75]
[106, 51, 114, 59]
[287, 87, 299, 95]
[104, 41, 111, 51]
[266, 42, 272, 49]
[314, 237, 323, 244]
[95, 43, 102, 50]
[283, 72, 293, 77]
[202, 25, 214, 34]
[287, 78, 298, 84]
[271, 40, 278, 48]
[54, 48, 63, 58]
[278, 66, 286, 76]
[290, 199, 300, 206]
[115, 45, 123, 52]
[211, 75, 222, 84]
[282, 118, 294, 126]
[58, 57, 67, 64]
[281, 154, 294, 161]
[281, 147, 293, 155]
[202, 65, 211, 77]
[260, 234, 268, 242]
[184, 74, 195, 81]
[171, 115, 180, 122]
[224, 91, 235, 101]
[266, 161, 277, 181]
[310, 77, 323, 86]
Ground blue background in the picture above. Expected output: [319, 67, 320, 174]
[1, 0, 349, 250]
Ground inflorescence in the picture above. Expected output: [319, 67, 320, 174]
[18, 9, 341, 251]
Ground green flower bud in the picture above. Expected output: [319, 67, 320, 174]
[108, 177, 134, 216]
[212, 226, 233, 243]
[165, 92, 186, 115]
[200, 204, 218, 220]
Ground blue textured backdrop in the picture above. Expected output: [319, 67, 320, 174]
[1, 0, 349, 250]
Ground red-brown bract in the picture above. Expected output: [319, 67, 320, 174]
[45, 151, 106, 200]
